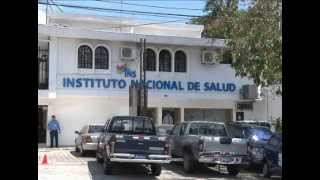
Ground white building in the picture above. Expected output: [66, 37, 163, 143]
[38, 9, 282, 146]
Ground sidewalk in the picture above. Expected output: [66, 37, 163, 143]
[38, 147, 87, 165]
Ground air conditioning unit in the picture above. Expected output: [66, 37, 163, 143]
[120, 47, 136, 61]
[201, 50, 218, 64]
[240, 85, 258, 100]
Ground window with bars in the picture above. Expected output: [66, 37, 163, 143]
[159, 50, 171, 72]
[95, 46, 109, 69]
[174, 50, 187, 72]
[78, 45, 93, 69]
[145, 49, 156, 71]
[38, 47, 49, 90]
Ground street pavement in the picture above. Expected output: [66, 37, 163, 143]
[38, 148, 281, 180]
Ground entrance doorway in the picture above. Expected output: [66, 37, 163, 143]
[38, 106, 47, 144]
[162, 108, 180, 125]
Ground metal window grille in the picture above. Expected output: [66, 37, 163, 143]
[95, 46, 109, 69]
[174, 51, 187, 72]
[145, 49, 156, 71]
[38, 47, 49, 89]
[78, 45, 93, 69]
[159, 50, 171, 72]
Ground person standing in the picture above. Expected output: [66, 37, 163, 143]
[48, 115, 61, 148]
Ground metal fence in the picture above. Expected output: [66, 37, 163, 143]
[38, 48, 49, 89]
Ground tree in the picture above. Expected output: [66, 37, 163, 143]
[193, 0, 282, 91]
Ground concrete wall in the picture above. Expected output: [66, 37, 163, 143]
[46, 96, 129, 146]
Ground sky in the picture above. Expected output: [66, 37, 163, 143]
[39, 0, 248, 24]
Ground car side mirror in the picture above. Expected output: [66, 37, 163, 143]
[75, 131, 80, 134]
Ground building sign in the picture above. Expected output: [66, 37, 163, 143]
[62, 77, 237, 93]
[116, 63, 136, 78]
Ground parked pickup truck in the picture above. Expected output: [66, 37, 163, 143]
[169, 121, 249, 176]
[96, 116, 171, 176]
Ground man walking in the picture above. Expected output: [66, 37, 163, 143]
[48, 115, 61, 148]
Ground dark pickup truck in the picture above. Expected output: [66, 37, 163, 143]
[96, 116, 171, 176]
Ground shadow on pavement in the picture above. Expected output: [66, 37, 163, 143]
[87, 161, 159, 180]
[163, 163, 281, 180]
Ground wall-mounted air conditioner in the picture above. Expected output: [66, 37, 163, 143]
[120, 47, 136, 61]
[201, 50, 218, 64]
[240, 85, 258, 100]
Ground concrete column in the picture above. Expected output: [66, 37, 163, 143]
[48, 37, 57, 93]
[157, 107, 163, 125]
[180, 108, 184, 123]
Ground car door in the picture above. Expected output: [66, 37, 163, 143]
[170, 124, 181, 156]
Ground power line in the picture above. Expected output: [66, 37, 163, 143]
[39, 1, 202, 18]
[54, 0, 204, 11]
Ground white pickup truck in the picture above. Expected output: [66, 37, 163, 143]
[169, 121, 249, 176]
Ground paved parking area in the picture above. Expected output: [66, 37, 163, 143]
[38, 148, 281, 180]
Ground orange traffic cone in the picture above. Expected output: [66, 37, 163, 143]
[41, 154, 48, 165]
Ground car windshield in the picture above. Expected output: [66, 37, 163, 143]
[109, 117, 155, 135]
[247, 128, 273, 141]
[189, 123, 228, 137]
[88, 125, 104, 133]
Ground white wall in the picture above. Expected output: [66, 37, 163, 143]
[47, 96, 129, 145]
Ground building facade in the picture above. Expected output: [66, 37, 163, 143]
[38, 10, 282, 146]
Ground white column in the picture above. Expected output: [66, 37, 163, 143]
[157, 107, 163, 125]
[180, 108, 184, 123]
[48, 37, 58, 94]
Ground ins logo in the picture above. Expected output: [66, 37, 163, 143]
[116, 63, 136, 78]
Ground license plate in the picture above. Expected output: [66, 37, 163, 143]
[220, 157, 234, 163]
[135, 155, 146, 159]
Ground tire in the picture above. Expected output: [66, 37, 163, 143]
[227, 165, 240, 176]
[96, 152, 104, 163]
[183, 152, 196, 173]
[103, 156, 113, 175]
[262, 161, 271, 178]
[151, 164, 162, 176]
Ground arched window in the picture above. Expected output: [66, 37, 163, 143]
[159, 50, 171, 72]
[145, 49, 156, 71]
[174, 50, 187, 72]
[95, 46, 109, 69]
[78, 45, 93, 69]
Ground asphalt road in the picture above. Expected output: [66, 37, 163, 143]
[38, 148, 281, 180]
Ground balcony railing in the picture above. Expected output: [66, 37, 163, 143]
[38, 48, 49, 90]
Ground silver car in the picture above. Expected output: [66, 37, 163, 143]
[75, 124, 105, 156]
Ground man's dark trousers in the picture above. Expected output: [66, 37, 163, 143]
[50, 130, 59, 147]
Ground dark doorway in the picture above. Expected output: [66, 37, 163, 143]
[38, 106, 48, 143]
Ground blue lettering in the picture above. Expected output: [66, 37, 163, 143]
[229, 83, 236, 92]
[90, 79, 94, 88]
[76, 78, 82, 88]
[187, 82, 194, 90]
[216, 83, 222, 91]
[163, 81, 171, 90]
[110, 79, 117, 88]
[195, 82, 200, 91]
[222, 83, 227, 91]
[204, 82, 210, 91]
[118, 80, 126, 89]
[96, 79, 103, 88]
[131, 80, 140, 88]
[178, 81, 184, 90]
[171, 81, 178, 90]
[156, 81, 163, 89]
[147, 80, 153, 89]
[103, 79, 110, 88]
[66, 78, 75, 88]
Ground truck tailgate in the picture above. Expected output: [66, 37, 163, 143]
[202, 136, 247, 155]
[113, 134, 167, 155]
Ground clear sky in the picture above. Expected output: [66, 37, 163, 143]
[40, 0, 248, 24]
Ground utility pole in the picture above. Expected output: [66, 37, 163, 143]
[137, 38, 148, 116]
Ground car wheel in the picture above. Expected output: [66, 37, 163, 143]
[227, 165, 240, 176]
[103, 156, 113, 175]
[262, 161, 271, 178]
[150, 164, 162, 176]
[183, 152, 196, 173]
[96, 152, 104, 163]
